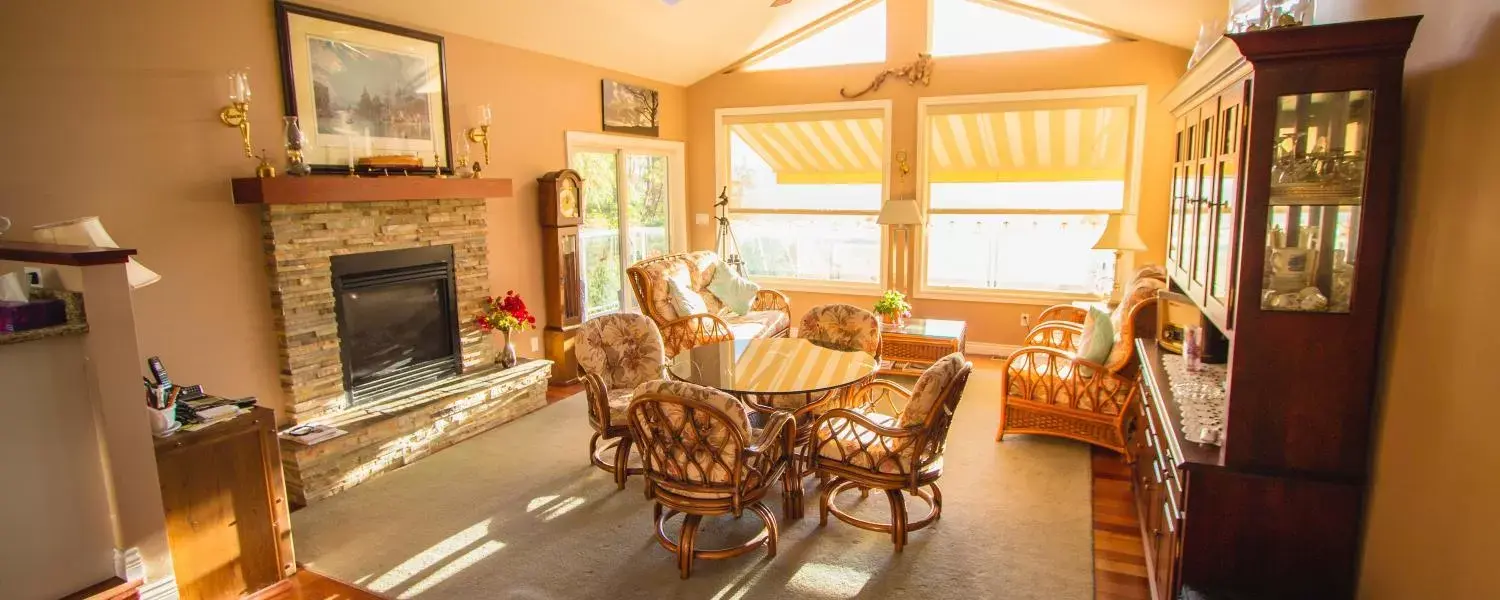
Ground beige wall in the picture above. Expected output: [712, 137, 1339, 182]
[0, 0, 684, 422]
[685, 0, 1188, 345]
[0, 337, 117, 599]
[1309, 1, 1500, 598]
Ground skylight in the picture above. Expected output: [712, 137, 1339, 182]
[745, 1, 886, 71]
[930, 0, 1109, 57]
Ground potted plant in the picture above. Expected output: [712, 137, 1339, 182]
[873, 289, 912, 326]
[475, 290, 536, 368]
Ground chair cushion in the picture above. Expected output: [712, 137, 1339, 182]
[1077, 306, 1114, 365]
[631, 380, 751, 435]
[899, 353, 967, 427]
[706, 261, 761, 316]
[1105, 276, 1166, 368]
[815, 412, 915, 474]
[606, 388, 635, 427]
[799, 304, 882, 355]
[639, 252, 725, 322]
[575, 313, 665, 390]
[725, 310, 789, 340]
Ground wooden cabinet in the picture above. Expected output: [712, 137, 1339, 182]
[1136, 17, 1420, 599]
[155, 407, 293, 599]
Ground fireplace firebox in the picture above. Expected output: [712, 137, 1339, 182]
[331, 245, 461, 405]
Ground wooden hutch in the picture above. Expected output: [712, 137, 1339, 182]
[1130, 17, 1420, 599]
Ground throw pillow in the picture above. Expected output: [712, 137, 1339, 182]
[1077, 306, 1115, 365]
[666, 277, 709, 317]
[706, 261, 761, 316]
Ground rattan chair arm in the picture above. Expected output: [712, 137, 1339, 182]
[1037, 304, 1088, 325]
[658, 312, 734, 357]
[582, 372, 612, 430]
[750, 288, 792, 315]
[846, 379, 912, 413]
[745, 411, 796, 456]
[1024, 322, 1085, 350]
[813, 408, 919, 439]
[1002, 345, 1136, 403]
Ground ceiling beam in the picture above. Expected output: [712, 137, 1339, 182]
[972, 0, 1137, 42]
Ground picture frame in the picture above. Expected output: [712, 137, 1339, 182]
[274, 1, 453, 174]
[601, 79, 660, 138]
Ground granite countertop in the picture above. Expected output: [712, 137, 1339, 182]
[0, 290, 88, 346]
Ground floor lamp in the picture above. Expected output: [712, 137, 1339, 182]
[1093, 213, 1146, 301]
[878, 197, 923, 294]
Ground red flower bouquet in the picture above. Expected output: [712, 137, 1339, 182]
[475, 290, 537, 334]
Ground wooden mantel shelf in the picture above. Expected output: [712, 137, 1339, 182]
[0, 241, 135, 266]
[232, 176, 514, 205]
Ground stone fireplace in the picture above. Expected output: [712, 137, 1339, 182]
[260, 196, 550, 506]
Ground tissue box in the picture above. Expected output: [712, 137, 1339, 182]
[0, 298, 67, 332]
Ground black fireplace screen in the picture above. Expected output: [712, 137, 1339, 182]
[331, 246, 461, 404]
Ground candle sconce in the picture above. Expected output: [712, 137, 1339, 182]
[219, 70, 276, 177]
[466, 104, 492, 166]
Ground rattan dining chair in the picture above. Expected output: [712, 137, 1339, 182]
[575, 313, 666, 489]
[809, 353, 972, 551]
[626, 380, 797, 578]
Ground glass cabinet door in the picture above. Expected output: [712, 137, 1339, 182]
[1191, 103, 1218, 291]
[1168, 119, 1188, 277]
[1209, 88, 1243, 311]
[1261, 90, 1370, 313]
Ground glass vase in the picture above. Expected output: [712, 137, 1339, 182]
[496, 330, 517, 369]
[284, 116, 311, 176]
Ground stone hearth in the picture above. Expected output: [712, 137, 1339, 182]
[261, 198, 550, 505]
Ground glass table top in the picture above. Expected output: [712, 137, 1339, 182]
[880, 318, 966, 339]
[668, 337, 879, 395]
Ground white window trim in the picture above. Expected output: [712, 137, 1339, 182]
[714, 100, 894, 295]
[564, 131, 688, 314]
[913, 85, 1149, 305]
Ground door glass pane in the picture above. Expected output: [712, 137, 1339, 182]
[1262, 91, 1371, 313]
[1211, 161, 1236, 300]
[572, 151, 622, 317]
[625, 154, 670, 265]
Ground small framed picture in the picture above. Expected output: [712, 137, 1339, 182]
[275, 2, 453, 173]
[601, 79, 660, 137]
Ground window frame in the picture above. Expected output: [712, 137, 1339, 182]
[565, 131, 688, 315]
[714, 100, 894, 295]
[913, 85, 1148, 305]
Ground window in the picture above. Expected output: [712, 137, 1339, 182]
[718, 103, 890, 290]
[745, 1, 886, 71]
[930, 0, 1111, 58]
[918, 88, 1145, 299]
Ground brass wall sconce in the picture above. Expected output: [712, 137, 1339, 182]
[466, 104, 492, 166]
[895, 150, 911, 180]
[219, 70, 254, 158]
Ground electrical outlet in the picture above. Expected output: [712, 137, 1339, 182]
[1020, 313, 1030, 328]
[530, 337, 540, 353]
[23, 267, 43, 288]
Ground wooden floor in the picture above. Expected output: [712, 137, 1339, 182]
[1092, 446, 1153, 599]
[292, 381, 1153, 600]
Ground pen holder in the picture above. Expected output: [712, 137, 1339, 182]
[148, 404, 178, 436]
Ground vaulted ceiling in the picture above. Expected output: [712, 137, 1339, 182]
[316, 0, 1221, 86]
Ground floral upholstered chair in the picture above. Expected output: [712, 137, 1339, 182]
[626, 251, 792, 357]
[809, 353, 972, 551]
[996, 266, 1168, 453]
[626, 380, 797, 578]
[575, 313, 666, 489]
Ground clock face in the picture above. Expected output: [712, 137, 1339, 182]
[560, 180, 579, 219]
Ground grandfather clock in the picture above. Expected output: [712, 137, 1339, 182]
[538, 169, 584, 384]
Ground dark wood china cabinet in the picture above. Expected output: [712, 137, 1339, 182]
[1133, 17, 1420, 599]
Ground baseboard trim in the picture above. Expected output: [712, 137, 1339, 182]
[965, 341, 1020, 358]
[137, 576, 178, 600]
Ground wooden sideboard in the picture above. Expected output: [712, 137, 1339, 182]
[155, 407, 294, 599]
[1133, 17, 1421, 599]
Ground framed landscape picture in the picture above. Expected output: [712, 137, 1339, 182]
[601, 79, 660, 137]
[275, 2, 452, 173]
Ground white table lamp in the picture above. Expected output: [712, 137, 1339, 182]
[878, 197, 923, 294]
[1093, 213, 1147, 297]
[32, 217, 161, 289]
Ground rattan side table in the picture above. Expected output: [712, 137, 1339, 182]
[878, 318, 966, 377]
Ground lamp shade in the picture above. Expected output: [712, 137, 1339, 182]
[32, 217, 161, 288]
[877, 197, 923, 225]
[1093, 213, 1148, 252]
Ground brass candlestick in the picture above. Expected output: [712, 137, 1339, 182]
[431, 154, 447, 179]
[219, 70, 254, 158]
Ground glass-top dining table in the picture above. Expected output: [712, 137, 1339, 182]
[667, 337, 880, 397]
[668, 337, 880, 519]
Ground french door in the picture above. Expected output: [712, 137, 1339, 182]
[566, 133, 686, 319]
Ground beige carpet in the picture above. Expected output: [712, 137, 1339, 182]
[292, 363, 1094, 599]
